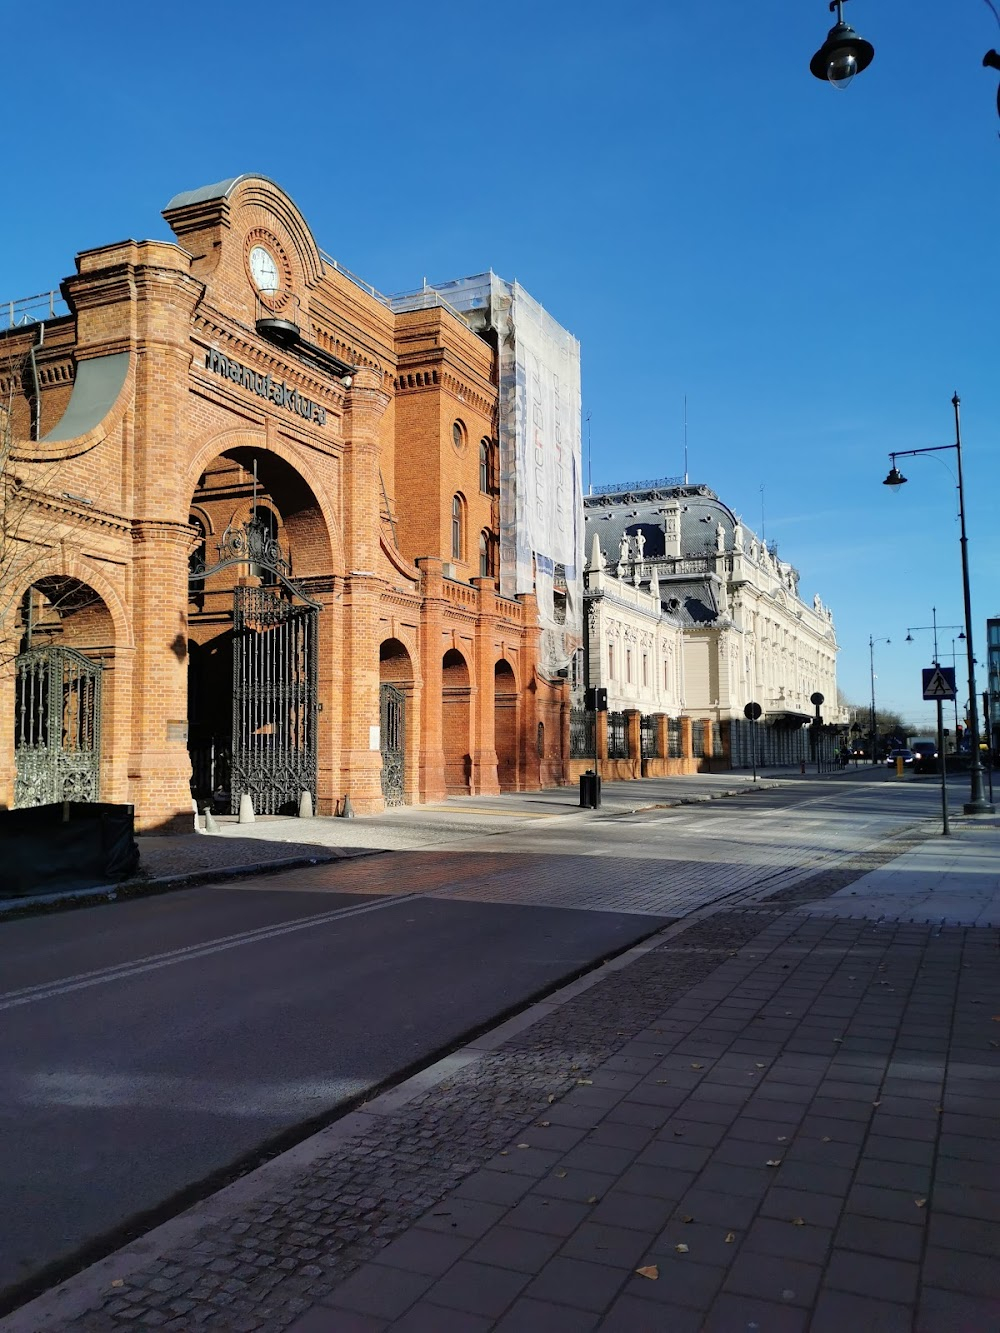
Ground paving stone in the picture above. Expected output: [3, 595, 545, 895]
[587, 1189, 678, 1235]
[524, 1255, 628, 1312]
[320, 1264, 434, 1320]
[389, 1302, 491, 1332]
[625, 1254, 726, 1310]
[772, 1160, 854, 1195]
[653, 1118, 727, 1147]
[653, 1219, 746, 1268]
[616, 1163, 696, 1201]
[286, 1310, 386, 1333]
[694, 1163, 774, 1198]
[862, 1133, 935, 1166]
[423, 1259, 529, 1318]
[825, 1250, 919, 1303]
[761, 1186, 843, 1229]
[844, 1183, 931, 1225]
[597, 1294, 704, 1332]
[702, 1292, 809, 1332]
[926, 1211, 1000, 1258]
[633, 1139, 713, 1171]
[917, 1286, 1000, 1332]
[416, 1198, 508, 1239]
[922, 1246, 1000, 1297]
[743, 1216, 833, 1265]
[505, 1195, 592, 1238]
[452, 1169, 535, 1207]
[371, 1228, 474, 1277]
[533, 1168, 618, 1205]
[723, 1251, 822, 1307]
[673, 1187, 760, 1229]
[557, 1142, 638, 1175]
[853, 1156, 932, 1193]
[834, 1212, 923, 1262]
[809, 1289, 912, 1332]
[584, 1121, 656, 1152]
[465, 1225, 564, 1274]
[492, 1297, 599, 1332]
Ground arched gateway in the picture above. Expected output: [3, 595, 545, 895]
[187, 450, 329, 817]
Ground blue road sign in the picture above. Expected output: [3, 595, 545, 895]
[922, 666, 957, 700]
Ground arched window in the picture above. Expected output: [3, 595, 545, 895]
[479, 530, 490, 578]
[451, 494, 465, 561]
[479, 439, 491, 493]
[252, 505, 280, 586]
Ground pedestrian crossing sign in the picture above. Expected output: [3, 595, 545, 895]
[922, 666, 957, 700]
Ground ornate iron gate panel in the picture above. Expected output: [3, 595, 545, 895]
[231, 585, 317, 816]
[380, 683, 405, 806]
[14, 646, 102, 807]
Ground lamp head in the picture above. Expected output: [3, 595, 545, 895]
[883, 466, 907, 487]
[810, 18, 875, 89]
[905, 632, 913, 642]
[959, 630, 967, 640]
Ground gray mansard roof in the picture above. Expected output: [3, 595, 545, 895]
[584, 483, 738, 566]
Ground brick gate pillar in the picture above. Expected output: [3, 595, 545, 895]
[129, 519, 195, 832]
[416, 557, 447, 802]
[471, 576, 500, 795]
[681, 716, 694, 771]
[625, 709, 642, 779]
[340, 369, 390, 814]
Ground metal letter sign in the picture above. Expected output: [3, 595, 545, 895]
[922, 666, 957, 700]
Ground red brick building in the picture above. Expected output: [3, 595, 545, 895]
[0, 175, 576, 830]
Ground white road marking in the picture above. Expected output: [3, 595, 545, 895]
[0, 892, 424, 1013]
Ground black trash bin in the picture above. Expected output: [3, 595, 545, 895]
[579, 770, 602, 809]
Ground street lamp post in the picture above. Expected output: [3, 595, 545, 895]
[869, 634, 890, 766]
[882, 394, 995, 815]
[809, 2, 1000, 122]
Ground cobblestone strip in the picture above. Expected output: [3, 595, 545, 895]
[2, 828, 934, 1332]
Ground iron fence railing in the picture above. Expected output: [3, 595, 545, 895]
[607, 711, 629, 759]
[570, 707, 595, 759]
[640, 714, 659, 758]
[711, 721, 723, 760]
[668, 717, 682, 758]
[691, 719, 706, 759]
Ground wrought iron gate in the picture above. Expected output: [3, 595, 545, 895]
[231, 584, 317, 815]
[380, 683, 405, 806]
[14, 645, 102, 807]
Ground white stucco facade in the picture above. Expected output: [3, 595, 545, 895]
[582, 484, 843, 727]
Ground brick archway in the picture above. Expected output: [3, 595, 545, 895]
[187, 446, 336, 816]
[495, 658, 518, 791]
[442, 648, 472, 794]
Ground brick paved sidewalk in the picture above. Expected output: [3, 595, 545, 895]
[283, 911, 1000, 1333]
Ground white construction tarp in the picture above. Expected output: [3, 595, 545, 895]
[393, 271, 582, 676]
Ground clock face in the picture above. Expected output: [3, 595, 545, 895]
[249, 245, 279, 293]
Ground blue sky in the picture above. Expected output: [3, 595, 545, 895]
[4, 0, 998, 731]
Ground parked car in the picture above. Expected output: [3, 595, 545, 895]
[885, 748, 916, 767]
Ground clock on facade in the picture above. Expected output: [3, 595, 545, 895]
[249, 245, 280, 293]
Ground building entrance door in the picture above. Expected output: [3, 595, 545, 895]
[379, 683, 405, 806]
[14, 645, 102, 807]
[231, 583, 318, 816]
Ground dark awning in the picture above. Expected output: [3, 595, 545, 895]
[768, 710, 812, 726]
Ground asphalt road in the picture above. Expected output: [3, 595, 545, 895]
[0, 775, 943, 1306]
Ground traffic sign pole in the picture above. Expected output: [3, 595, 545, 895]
[937, 698, 950, 836]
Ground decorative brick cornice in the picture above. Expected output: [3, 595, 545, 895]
[14, 488, 132, 534]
